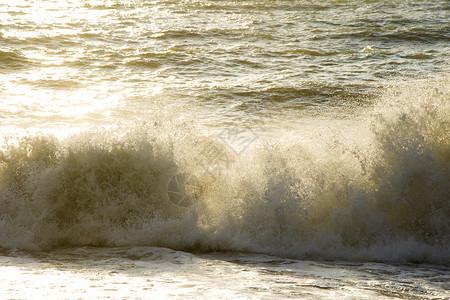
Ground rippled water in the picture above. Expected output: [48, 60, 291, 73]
[2, 247, 449, 299]
[1, 0, 448, 132]
[0, 0, 449, 298]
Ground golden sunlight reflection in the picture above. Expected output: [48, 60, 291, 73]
[0, 82, 121, 140]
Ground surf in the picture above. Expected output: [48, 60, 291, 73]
[0, 77, 448, 264]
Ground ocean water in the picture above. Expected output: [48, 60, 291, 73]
[0, 0, 449, 298]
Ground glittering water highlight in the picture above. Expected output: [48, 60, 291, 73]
[0, 0, 449, 298]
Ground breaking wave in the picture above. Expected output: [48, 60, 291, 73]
[0, 77, 448, 265]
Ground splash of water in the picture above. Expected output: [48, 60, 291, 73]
[0, 77, 448, 264]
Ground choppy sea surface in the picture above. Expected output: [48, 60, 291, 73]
[0, 0, 449, 298]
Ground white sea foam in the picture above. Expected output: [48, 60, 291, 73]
[0, 77, 448, 264]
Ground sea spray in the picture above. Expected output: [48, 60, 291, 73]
[0, 78, 448, 264]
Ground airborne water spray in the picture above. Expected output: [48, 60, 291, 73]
[0, 78, 448, 264]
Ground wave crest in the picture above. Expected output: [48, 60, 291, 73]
[0, 78, 449, 264]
